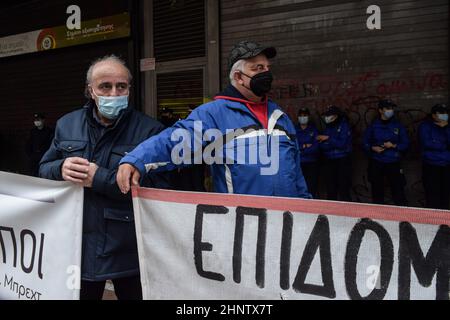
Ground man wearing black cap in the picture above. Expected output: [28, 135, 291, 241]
[117, 41, 311, 199]
[363, 99, 410, 206]
[25, 113, 54, 176]
[418, 103, 449, 209]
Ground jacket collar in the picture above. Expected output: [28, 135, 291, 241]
[214, 85, 279, 117]
[84, 99, 131, 130]
[375, 117, 397, 126]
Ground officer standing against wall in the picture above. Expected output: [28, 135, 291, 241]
[418, 103, 449, 209]
[26, 113, 54, 177]
[363, 99, 410, 206]
[317, 105, 353, 201]
[296, 107, 320, 198]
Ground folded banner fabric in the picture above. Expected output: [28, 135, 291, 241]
[0, 171, 83, 300]
[132, 187, 450, 300]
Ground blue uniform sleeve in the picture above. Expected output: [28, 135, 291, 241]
[447, 127, 450, 151]
[419, 122, 447, 151]
[298, 127, 319, 157]
[321, 121, 351, 151]
[362, 125, 374, 153]
[119, 107, 213, 177]
[307, 127, 320, 155]
[395, 124, 410, 152]
[294, 143, 313, 199]
[285, 120, 312, 199]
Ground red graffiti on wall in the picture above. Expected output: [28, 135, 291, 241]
[271, 71, 447, 115]
[376, 72, 447, 95]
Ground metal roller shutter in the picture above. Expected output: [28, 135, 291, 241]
[157, 69, 204, 119]
[0, 39, 130, 173]
[0, 0, 132, 174]
[153, 0, 207, 118]
[153, 0, 206, 62]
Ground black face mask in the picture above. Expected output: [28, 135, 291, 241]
[241, 71, 274, 97]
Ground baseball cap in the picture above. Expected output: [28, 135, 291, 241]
[431, 103, 448, 114]
[228, 41, 277, 70]
[34, 113, 45, 119]
[298, 107, 310, 115]
[324, 105, 341, 116]
[378, 99, 397, 109]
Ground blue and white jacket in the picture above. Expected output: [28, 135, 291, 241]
[120, 85, 311, 198]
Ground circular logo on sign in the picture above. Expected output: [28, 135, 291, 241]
[37, 29, 57, 51]
[41, 35, 55, 50]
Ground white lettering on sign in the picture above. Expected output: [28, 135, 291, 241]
[66, 5, 81, 30]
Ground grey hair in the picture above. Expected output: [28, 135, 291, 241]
[229, 59, 248, 86]
[84, 54, 133, 98]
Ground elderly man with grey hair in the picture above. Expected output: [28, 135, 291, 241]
[117, 41, 311, 199]
[39, 54, 169, 300]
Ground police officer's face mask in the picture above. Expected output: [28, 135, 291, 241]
[324, 115, 336, 124]
[240, 71, 274, 97]
[383, 109, 394, 119]
[298, 116, 309, 125]
[437, 113, 448, 122]
[34, 120, 43, 128]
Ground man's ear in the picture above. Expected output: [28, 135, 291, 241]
[234, 71, 244, 85]
[88, 86, 95, 100]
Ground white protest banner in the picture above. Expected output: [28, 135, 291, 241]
[0, 171, 83, 300]
[133, 187, 450, 300]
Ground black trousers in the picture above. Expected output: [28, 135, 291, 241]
[80, 275, 142, 300]
[301, 161, 319, 199]
[323, 156, 352, 202]
[368, 159, 407, 206]
[422, 163, 450, 210]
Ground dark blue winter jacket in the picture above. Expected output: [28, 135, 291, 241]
[39, 101, 169, 281]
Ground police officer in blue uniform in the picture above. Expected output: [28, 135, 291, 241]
[363, 99, 409, 206]
[296, 107, 320, 198]
[318, 105, 353, 201]
[418, 103, 449, 209]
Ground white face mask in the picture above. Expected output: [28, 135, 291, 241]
[437, 113, 448, 122]
[383, 109, 394, 119]
[324, 115, 335, 124]
[34, 120, 43, 128]
[298, 116, 309, 125]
